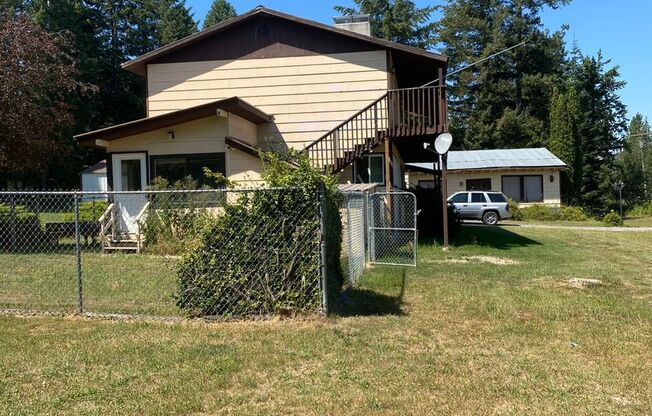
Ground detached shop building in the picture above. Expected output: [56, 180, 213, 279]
[406, 148, 566, 206]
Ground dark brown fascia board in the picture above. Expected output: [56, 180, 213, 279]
[225, 136, 260, 159]
[446, 165, 567, 173]
[122, 6, 447, 76]
[74, 97, 271, 146]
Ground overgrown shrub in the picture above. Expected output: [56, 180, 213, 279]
[603, 210, 623, 226]
[142, 175, 222, 255]
[175, 151, 342, 317]
[627, 201, 652, 217]
[0, 203, 44, 250]
[508, 199, 523, 220]
[509, 200, 590, 222]
[559, 205, 589, 221]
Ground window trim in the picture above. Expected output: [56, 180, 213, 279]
[353, 154, 385, 185]
[501, 174, 544, 203]
[466, 178, 492, 191]
[149, 152, 226, 184]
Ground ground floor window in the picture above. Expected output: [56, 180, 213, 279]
[501, 175, 543, 202]
[417, 180, 435, 189]
[466, 178, 492, 191]
[353, 154, 384, 184]
[150, 153, 226, 187]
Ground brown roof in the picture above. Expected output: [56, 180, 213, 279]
[225, 136, 260, 158]
[122, 6, 447, 76]
[74, 97, 271, 146]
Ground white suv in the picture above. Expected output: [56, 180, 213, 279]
[447, 191, 511, 225]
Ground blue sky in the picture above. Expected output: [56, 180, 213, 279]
[186, 0, 652, 122]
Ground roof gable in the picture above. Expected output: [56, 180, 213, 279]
[123, 7, 446, 76]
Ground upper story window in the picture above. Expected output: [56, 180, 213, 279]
[354, 154, 384, 184]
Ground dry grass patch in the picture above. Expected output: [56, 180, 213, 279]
[426, 255, 521, 265]
[0, 225, 651, 415]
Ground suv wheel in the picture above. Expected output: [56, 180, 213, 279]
[482, 211, 499, 225]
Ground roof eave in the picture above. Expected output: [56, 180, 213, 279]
[122, 6, 447, 76]
[74, 97, 271, 146]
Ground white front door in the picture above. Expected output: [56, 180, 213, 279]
[112, 153, 147, 234]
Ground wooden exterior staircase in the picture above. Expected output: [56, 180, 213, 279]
[304, 85, 447, 173]
[98, 201, 149, 253]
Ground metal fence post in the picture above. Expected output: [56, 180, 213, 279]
[317, 185, 328, 315]
[74, 192, 83, 314]
[10, 193, 16, 252]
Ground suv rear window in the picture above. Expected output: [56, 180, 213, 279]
[471, 193, 487, 203]
[487, 193, 507, 203]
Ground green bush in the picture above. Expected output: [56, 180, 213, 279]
[62, 201, 109, 222]
[603, 210, 623, 226]
[509, 201, 589, 222]
[175, 151, 342, 317]
[508, 199, 523, 221]
[0, 203, 44, 250]
[143, 175, 223, 255]
[558, 205, 590, 221]
[627, 201, 652, 217]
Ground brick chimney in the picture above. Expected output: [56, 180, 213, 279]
[333, 14, 372, 37]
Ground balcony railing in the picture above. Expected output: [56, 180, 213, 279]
[304, 85, 447, 173]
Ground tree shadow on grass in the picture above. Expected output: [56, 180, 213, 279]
[333, 269, 407, 317]
[452, 224, 542, 250]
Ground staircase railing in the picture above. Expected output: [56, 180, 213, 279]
[304, 85, 446, 173]
[98, 203, 115, 251]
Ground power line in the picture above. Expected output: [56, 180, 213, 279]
[420, 40, 529, 88]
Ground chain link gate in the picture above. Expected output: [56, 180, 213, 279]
[342, 191, 368, 285]
[368, 192, 418, 266]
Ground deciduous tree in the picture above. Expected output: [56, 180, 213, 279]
[0, 14, 91, 183]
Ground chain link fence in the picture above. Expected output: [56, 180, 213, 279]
[0, 188, 327, 320]
[368, 192, 418, 266]
[341, 191, 368, 286]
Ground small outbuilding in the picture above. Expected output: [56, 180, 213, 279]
[406, 148, 566, 206]
[80, 160, 108, 195]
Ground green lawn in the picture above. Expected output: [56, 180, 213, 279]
[0, 250, 178, 316]
[1, 226, 651, 414]
[503, 215, 652, 228]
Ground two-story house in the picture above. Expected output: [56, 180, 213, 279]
[75, 6, 448, 194]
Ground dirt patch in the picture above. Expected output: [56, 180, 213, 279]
[566, 278, 603, 288]
[429, 256, 521, 265]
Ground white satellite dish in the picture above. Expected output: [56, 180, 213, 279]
[434, 133, 453, 155]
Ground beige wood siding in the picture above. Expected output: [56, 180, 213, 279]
[228, 148, 264, 187]
[106, 116, 263, 186]
[107, 117, 228, 155]
[227, 114, 257, 146]
[407, 169, 562, 206]
[147, 51, 389, 150]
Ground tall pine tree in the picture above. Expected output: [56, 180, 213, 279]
[157, 0, 197, 45]
[549, 86, 582, 203]
[202, 0, 236, 30]
[437, 0, 568, 150]
[618, 114, 651, 204]
[569, 49, 627, 213]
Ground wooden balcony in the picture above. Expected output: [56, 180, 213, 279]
[305, 85, 447, 173]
